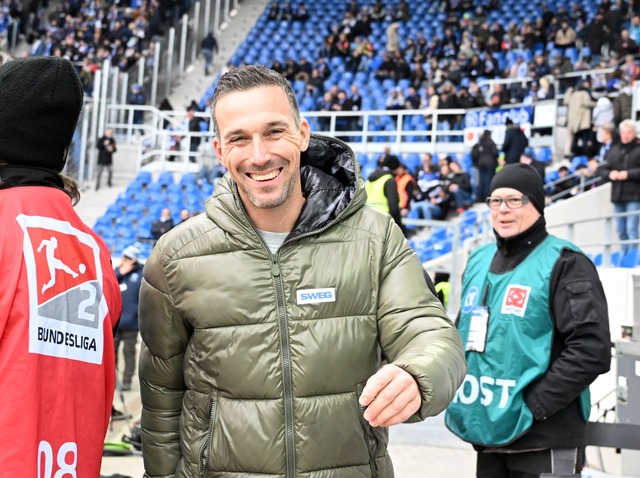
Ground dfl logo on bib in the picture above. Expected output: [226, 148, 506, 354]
[16, 214, 107, 364]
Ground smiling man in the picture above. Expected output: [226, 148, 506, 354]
[446, 163, 611, 478]
[138, 65, 466, 478]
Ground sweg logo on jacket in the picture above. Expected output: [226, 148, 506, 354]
[296, 288, 336, 304]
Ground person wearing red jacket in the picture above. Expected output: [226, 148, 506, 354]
[0, 57, 122, 477]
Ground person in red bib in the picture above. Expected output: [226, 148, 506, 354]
[0, 57, 122, 477]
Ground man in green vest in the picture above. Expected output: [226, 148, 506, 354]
[365, 153, 404, 235]
[446, 163, 611, 477]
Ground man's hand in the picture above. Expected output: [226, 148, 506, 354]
[359, 364, 421, 428]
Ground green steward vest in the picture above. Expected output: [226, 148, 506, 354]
[365, 174, 393, 213]
[445, 235, 591, 447]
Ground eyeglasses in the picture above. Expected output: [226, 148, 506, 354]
[485, 195, 530, 209]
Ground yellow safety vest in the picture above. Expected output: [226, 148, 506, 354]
[365, 174, 393, 213]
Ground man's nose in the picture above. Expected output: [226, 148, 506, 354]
[250, 136, 270, 164]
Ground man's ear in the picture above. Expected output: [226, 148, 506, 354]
[299, 119, 311, 152]
[213, 137, 226, 167]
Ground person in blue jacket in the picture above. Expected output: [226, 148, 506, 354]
[446, 163, 611, 477]
[114, 244, 143, 391]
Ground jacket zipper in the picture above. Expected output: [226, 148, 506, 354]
[232, 134, 360, 477]
[271, 257, 296, 478]
[357, 384, 379, 478]
[199, 398, 218, 477]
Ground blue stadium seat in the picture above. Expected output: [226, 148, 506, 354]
[536, 147, 552, 163]
[610, 251, 624, 267]
[592, 253, 603, 267]
[621, 249, 640, 268]
[158, 171, 175, 186]
[570, 156, 588, 172]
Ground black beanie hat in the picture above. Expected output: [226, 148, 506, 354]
[380, 154, 400, 171]
[489, 163, 546, 215]
[0, 57, 83, 173]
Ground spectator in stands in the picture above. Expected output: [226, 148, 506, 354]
[306, 68, 325, 99]
[377, 145, 400, 168]
[532, 54, 551, 79]
[444, 58, 464, 86]
[599, 119, 640, 254]
[128, 83, 146, 128]
[519, 148, 546, 183]
[386, 21, 400, 54]
[538, 76, 554, 100]
[620, 54, 640, 84]
[630, 15, 640, 44]
[347, 36, 374, 72]
[438, 82, 460, 130]
[293, 2, 309, 22]
[586, 11, 607, 66]
[606, 1, 628, 52]
[549, 165, 577, 200]
[114, 244, 143, 392]
[471, 129, 499, 203]
[502, 119, 529, 165]
[447, 163, 611, 476]
[393, 0, 410, 21]
[595, 123, 617, 163]
[332, 89, 356, 139]
[467, 81, 487, 107]
[283, 58, 300, 82]
[487, 83, 510, 107]
[385, 87, 405, 111]
[592, 96, 614, 135]
[266, 1, 279, 20]
[409, 60, 427, 89]
[613, 80, 633, 126]
[551, 55, 574, 93]
[366, 153, 405, 234]
[151, 207, 175, 239]
[394, 54, 411, 80]
[296, 57, 313, 83]
[374, 51, 397, 81]
[316, 91, 334, 131]
[415, 153, 438, 182]
[349, 84, 362, 112]
[405, 85, 421, 109]
[201, 32, 219, 76]
[96, 127, 116, 191]
[179, 208, 191, 223]
[564, 79, 596, 157]
[411, 169, 451, 221]
[187, 108, 201, 160]
[554, 19, 577, 52]
[522, 81, 542, 105]
[612, 29, 638, 59]
[443, 159, 473, 212]
[279, 1, 294, 22]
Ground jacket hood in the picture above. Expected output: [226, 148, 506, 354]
[207, 134, 365, 240]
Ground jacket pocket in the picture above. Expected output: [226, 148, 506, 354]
[356, 382, 380, 478]
[199, 392, 218, 478]
[565, 279, 597, 325]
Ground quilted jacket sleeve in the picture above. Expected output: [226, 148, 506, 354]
[139, 242, 192, 478]
[376, 219, 466, 421]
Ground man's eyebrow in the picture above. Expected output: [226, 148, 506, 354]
[222, 121, 291, 141]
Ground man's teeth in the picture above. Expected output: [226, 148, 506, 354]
[250, 170, 279, 181]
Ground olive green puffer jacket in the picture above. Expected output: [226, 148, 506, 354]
[139, 135, 466, 478]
